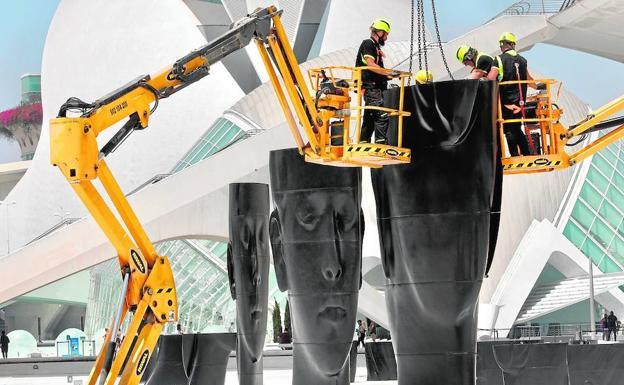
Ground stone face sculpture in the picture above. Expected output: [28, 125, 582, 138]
[372, 80, 502, 385]
[269, 148, 363, 385]
[228, 183, 271, 385]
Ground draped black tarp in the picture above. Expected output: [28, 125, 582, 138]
[567, 344, 624, 385]
[476, 341, 513, 385]
[145, 333, 234, 385]
[372, 80, 501, 385]
[364, 341, 398, 381]
[493, 343, 568, 385]
[145, 334, 191, 385]
[188, 333, 236, 385]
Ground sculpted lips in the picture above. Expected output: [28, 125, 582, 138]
[319, 306, 347, 321]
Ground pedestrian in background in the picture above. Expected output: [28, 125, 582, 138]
[607, 311, 618, 341]
[1, 330, 10, 358]
[600, 314, 608, 340]
[357, 319, 366, 348]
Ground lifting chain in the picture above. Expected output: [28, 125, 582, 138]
[416, 0, 423, 71]
[407, 0, 454, 82]
[407, 0, 415, 86]
[419, 0, 428, 75]
[430, 0, 454, 80]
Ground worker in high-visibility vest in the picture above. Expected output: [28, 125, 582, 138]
[356, 19, 392, 144]
[497, 32, 534, 156]
[456, 45, 501, 81]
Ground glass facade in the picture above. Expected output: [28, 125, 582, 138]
[85, 116, 286, 341]
[563, 138, 624, 274]
[172, 117, 248, 173]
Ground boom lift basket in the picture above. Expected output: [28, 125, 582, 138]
[304, 66, 412, 168]
[499, 79, 569, 174]
[499, 79, 624, 175]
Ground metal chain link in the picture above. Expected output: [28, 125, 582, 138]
[407, 0, 415, 86]
[420, 0, 428, 75]
[416, 0, 422, 71]
[430, 0, 454, 80]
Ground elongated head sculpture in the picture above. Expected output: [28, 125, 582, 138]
[372, 80, 502, 385]
[228, 183, 270, 385]
[269, 149, 363, 385]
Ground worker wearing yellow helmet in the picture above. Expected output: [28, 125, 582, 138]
[456, 45, 500, 81]
[497, 31, 535, 156]
[356, 19, 393, 144]
[415, 70, 433, 84]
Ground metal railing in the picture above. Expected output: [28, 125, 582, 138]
[26, 217, 81, 245]
[126, 173, 172, 196]
[492, 0, 577, 19]
[481, 322, 622, 340]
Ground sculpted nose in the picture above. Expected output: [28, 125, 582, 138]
[323, 261, 342, 283]
[324, 211, 343, 283]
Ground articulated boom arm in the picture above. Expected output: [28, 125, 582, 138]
[564, 95, 624, 165]
[50, 5, 411, 384]
[49, 7, 278, 385]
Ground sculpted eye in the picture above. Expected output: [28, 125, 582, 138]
[296, 210, 319, 231]
[335, 197, 357, 231]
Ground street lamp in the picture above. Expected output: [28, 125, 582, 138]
[589, 257, 595, 333]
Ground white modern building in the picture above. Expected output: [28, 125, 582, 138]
[1, 0, 624, 352]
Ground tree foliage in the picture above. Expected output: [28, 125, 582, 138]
[284, 299, 291, 334]
[272, 300, 282, 343]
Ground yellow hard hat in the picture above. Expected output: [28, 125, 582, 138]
[415, 70, 433, 84]
[371, 19, 391, 34]
[456, 45, 475, 63]
[499, 32, 517, 44]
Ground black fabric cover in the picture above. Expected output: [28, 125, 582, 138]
[493, 343, 568, 385]
[364, 341, 398, 381]
[188, 333, 236, 385]
[372, 80, 501, 385]
[567, 344, 624, 385]
[476, 341, 513, 385]
[350, 341, 358, 382]
[145, 335, 189, 385]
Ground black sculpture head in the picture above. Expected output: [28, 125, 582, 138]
[371, 80, 501, 384]
[269, 149, 362, 378]
[227, 183, 270, 362]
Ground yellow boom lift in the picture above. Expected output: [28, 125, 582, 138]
[49, 6, 410, 385]
[499, 79, 624, 174]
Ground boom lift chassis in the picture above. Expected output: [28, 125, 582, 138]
[49, 6, 410, 385]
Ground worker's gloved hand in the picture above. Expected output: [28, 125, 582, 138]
[536, 82, 547, 90]
[505, 104, 522, 114]
[387, 70, 401, 78]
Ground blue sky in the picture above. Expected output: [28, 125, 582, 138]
[0, 0, 59, 162]
[1, 0, 623, 162]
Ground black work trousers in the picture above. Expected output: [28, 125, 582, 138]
[502, 107, 531, 156]
[360, 88, 388, 144]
